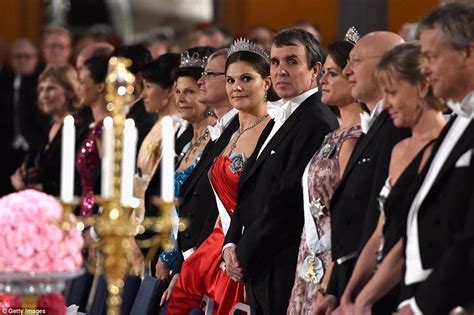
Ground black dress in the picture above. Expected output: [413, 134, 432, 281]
[373, 140, 435, 313]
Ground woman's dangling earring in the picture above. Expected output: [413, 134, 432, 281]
[264, 89, 268, 101]
[417, 98, 426, 109]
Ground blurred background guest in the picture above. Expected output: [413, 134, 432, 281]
[10, 65, 88, 196]
[247, 24, 274, 52]
[75, 42, 114, 72]
[0, 38, 49, 196]
[75, 56, 109, 216]
[41, 25, 73, 67]
[111, 44, 157, 150]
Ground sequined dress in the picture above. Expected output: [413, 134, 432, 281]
[287, 125, 361, 315]
[76, 121, 103, 217]
[167, 153, 246, 315]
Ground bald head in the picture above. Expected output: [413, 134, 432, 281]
[343, 31, 404, 108]
[76, 42, 114, 71]
[357, 31, 404, 57]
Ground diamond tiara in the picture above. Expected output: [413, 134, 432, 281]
[227, 38, 270, 62]
[344, 26, 360, 45]
[180, 50, 208, 68]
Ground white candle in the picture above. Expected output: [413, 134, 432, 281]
[121, 119, 138, 206]
[101, 117, 114, 198]
[161, 116, 175, 203]
[60, 115, 75, 203]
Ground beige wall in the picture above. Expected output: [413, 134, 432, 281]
[388, 0, 438, 34]
[0, 0, 42, 46]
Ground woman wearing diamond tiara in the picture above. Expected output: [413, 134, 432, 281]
[337, 42, 446, 315]
[149, 46, 217, 281]
[286, 27, 366, 315]
[165, 39, 274, 314]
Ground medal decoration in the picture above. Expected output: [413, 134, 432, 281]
[299, 254, 324, 284]
[318, 142, 336, 159]
[310, 198, 326, 221]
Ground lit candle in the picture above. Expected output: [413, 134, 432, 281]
[121, 119, 138, 206]
[161, 116, 175, 203]
[101, 117, 114, 198]
[60, 115, 75, 203]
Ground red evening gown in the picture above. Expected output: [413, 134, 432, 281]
[167, 155, 245, 315]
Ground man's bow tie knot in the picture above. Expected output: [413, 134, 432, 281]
[267, 100, 292, 123]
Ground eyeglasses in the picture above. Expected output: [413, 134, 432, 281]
[201, 71, 225, 78]
[346, 56, 382, 67]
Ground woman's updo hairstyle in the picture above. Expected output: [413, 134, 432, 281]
[38, 64, 80, 113]
[173, 46, 215, 81]
[141, 53, 181, 88]
[225, 38, 279, 101]
[375, 42, 445, 111]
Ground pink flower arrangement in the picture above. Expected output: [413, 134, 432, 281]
[0, 190, 83, 273]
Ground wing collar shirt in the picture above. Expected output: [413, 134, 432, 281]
[221, 87, 319, 256]
[258, 87, 319, 158]
[360, 99, 384, 134]
[207, 108, 239, 141]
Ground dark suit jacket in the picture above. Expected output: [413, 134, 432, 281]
[172, 115, 240, 274]
[0, 70, 50, 195]
[224, 91, 338, 314]
[126, 99, 158, 151]
[399, 117, 474, 314]
[327, 110, 409, 296]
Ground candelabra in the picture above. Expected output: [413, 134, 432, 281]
[78, 57, 177, 315]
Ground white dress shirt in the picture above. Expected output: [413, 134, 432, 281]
[257, 87, 319, 158]
[207, 108, 239, 141]
[360, 99, 384, 134]
[222, 88, 319, 256]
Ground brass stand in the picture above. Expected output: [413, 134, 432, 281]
[59, 58, 180, 315]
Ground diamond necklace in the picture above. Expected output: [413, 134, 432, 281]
[227, 114, 269, 156]
[184, 129, 210, 163]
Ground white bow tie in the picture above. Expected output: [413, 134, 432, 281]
[447, 100, 473, 118]
[267, 100, 292, 123]
[207, 122, 224, 141]
[447, 93, 474, 118]
[360, 112, 371, 134]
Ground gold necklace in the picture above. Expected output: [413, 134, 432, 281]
[227, 114, 269, 156]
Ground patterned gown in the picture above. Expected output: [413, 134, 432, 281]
[76, 120, 103, 217]
[287, 125, 361, 315]
[166, 153, 246, 315]
[134, 120, 162, 223]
